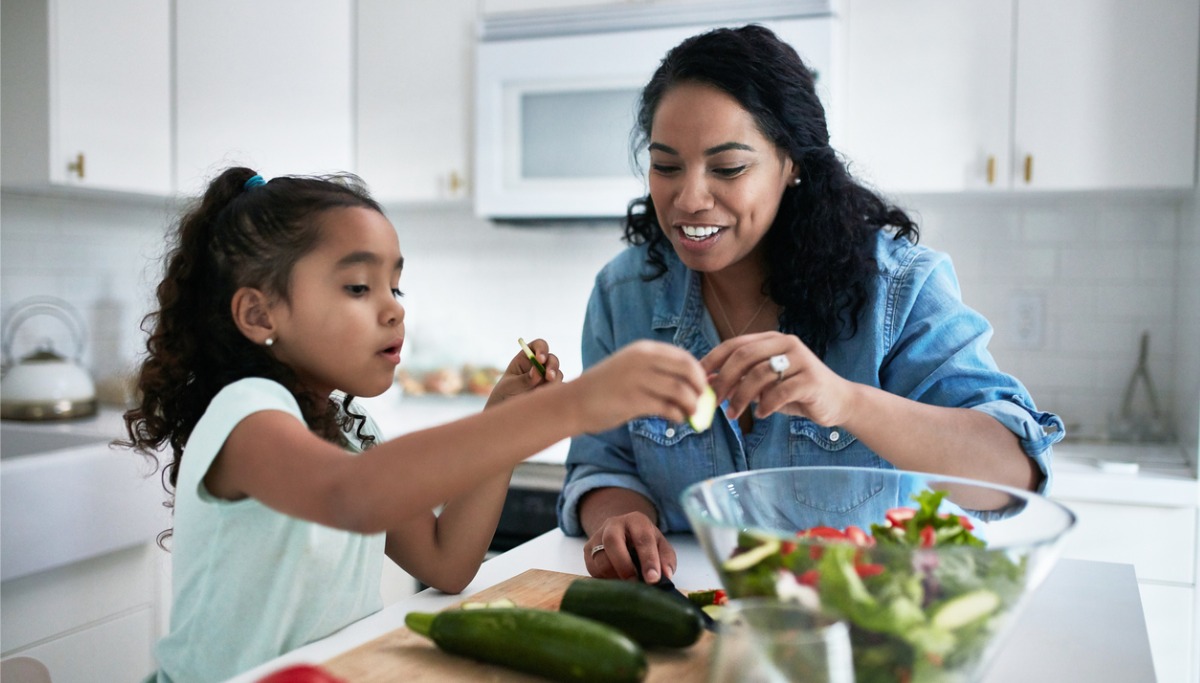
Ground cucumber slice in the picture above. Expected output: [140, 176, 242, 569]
[517, 337, 546, 376]
[688, 385, 718, 432]
[722, 537, 781, 572]
[931, 589, 1001, 630]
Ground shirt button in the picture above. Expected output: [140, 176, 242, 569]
[829, 430, 840, 442]
[665, 427, 676, 438]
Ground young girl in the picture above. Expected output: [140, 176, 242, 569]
[122, 167, 708, 683]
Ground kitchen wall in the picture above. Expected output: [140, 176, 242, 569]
[2, 187, 1195, 447]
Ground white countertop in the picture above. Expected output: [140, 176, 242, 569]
[228, 529, 1156, 683]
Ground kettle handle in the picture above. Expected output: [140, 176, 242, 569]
[1, 296, 88, 366]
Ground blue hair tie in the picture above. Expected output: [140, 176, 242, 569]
[244, 175, 267, 190]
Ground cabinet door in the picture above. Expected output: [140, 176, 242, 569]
[175, 0, 354, 196]
[357, 0, 474, 203]
[840, 0, 1012, 193]
[1013, 0, 1200, 190]
[0, 0, 171, 195]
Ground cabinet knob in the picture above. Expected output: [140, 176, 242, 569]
[448, 170, 465, 195]
[1023, 154, 1033, 184]
[67, 153, 85, 180]
[986, 155, 996, 185]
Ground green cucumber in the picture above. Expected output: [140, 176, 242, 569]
[559, 578, 703, 648]
[405, 607, 647, 682]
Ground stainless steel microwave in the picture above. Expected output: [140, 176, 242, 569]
[474, 1, 836, 221]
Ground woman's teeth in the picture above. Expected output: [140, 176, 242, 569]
[680, 225, 720, 241]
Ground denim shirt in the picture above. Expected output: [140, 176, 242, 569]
[557, 233, 1064, 535]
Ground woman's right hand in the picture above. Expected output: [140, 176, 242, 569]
[572, 340, 708, 432]
[584, 510, 677, 583]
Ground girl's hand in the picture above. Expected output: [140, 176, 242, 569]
[584, 511, 676, 583]
[573, 340, 708, 432]
[486, 338, 561, 408]
[702, 331, 856, 426]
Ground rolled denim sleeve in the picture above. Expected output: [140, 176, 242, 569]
[881, 248, 1063, 494]
[971, 397, 1064, 493]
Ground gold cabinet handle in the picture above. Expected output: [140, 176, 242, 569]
[67, 152, 85, 179]
[1023, 154, 1033, 184]
[986, 155, 996, 185]
[448, 170, 464, 194]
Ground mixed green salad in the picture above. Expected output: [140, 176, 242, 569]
[717, 490, 1029, 683]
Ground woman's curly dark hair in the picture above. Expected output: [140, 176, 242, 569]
[625, 24, 918, 358]
[118, 167, 384, 544]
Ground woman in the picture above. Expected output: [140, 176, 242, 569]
[556, 25, 1064, 584]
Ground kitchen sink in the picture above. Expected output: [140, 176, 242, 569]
[1, 419, 169, 581]
[0, 427, 112, 459]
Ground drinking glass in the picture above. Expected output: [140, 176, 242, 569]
[708, 598, 854, 683]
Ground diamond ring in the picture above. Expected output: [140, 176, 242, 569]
[590, 544, 606, 559]
[769, 354, 790, 382]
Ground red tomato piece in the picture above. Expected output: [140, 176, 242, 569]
[714, 589, 728, 606]
[256, 664, 346, 683]
[844, 525, 874, 547]
[885, 508, 917, 527]
[780, 541, 797, 556]
[802, 526, 849, 540]
[798, 569, 820, 586]
[855, 563, 885, 578]
[920, 525, 936, 547]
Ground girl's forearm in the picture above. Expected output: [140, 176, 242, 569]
[386, 469, 513, 593]
[337, 381, 585, 533]
[840, 383, 1039, 491]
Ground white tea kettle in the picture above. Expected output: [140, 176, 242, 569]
[1, 296, 97, 421]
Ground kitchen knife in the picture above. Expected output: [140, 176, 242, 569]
[629, 546, 717, 631]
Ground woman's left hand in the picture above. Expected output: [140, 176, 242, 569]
[701, 331, 856, 426]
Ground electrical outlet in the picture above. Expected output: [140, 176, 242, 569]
[1009, 292, 1045, 349]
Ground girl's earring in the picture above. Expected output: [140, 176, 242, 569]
[264, 337, 274, 347]
[792, 176, 802, 187]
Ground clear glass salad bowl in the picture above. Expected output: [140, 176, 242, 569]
[681, 466, 1076, 683]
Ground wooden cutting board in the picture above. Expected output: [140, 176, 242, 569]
[323, 569, 714, 682]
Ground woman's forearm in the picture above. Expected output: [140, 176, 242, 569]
[841, 383, 1039, 491]
[579, 487, 659, 537]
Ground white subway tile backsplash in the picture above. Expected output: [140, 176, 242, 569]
[2, 189, 1194, 439]
[1058, 247, 1139, 282]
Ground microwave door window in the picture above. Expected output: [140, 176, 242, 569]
[521, 88, 645, 180]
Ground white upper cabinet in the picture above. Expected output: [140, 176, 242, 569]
[1013, 0, 1199, 191]
[356, 0, 475, 204]
[841, 0, 1199, 194]
[174, 0, 355, 197]
[1, 0, 172, 196]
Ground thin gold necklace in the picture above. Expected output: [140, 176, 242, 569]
[707, 278, 770, 338]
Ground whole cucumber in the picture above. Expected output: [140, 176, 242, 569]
[405, 607, 647, 683]
[559, 579, 704, 648]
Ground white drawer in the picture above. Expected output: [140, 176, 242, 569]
[1053, 500, 1196, 584]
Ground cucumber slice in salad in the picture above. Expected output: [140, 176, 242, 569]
[931, 589, 1001, 630]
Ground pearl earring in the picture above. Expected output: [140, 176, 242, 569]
[264, 337, 274, 347]
[792, 176, 802, 187]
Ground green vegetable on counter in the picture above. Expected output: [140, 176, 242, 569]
[560, 578, 704, 649]
[406, 607, 647, 683]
